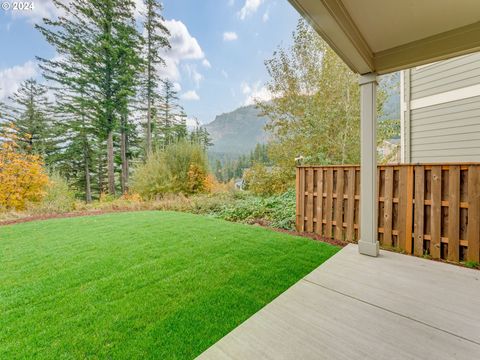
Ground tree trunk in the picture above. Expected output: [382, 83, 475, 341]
[146, 98, 152, 155]
[146, 58, 152, 155]
[107, 130, 115, 195]
[84, 157, 92, 203]
[81, 104, 92, 203]
[83, 139, 92, 203]
[120, 119, 128, 194]
[98, 152, 104, 195]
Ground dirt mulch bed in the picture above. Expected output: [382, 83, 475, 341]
[270, 227, 349, 248]
[0, 209, 137, 227]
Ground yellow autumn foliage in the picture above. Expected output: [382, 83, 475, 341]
[0, 125, 49, 211]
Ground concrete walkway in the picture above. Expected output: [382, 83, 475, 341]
[198, 244, 480, 360]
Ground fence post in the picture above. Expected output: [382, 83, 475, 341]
[296, 167, 304, 232]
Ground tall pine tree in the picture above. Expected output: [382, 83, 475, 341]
[37, 0, 103, 201]
[157, 79, 187, 147]
[6, 79, 57, 166]
[141, 0, 170, 155]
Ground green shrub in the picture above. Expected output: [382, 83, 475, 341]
[28, 173, 76, 214]
[243, 163, 292, 196]
[213, 189, 296, 230]
[132, 141, 208, 198]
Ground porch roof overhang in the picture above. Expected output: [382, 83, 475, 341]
[288, 0, 480, 75]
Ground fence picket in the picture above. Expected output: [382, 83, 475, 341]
[315, 169, 324, 235]
[431, 166, 442, 259]
[335, 169, 344, 241]
[448, 166, 460, 262]
[383, 167, 394, 247]
[346, 168, 356, 242]
[467, 166, 480, 262]
[414, 166, 425, 256]
[405, 166, 414, 254]
[325, 169, 334, 239]
[306, 169, 314, 232]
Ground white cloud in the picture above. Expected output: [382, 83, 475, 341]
[0, 61, 37, 100]
[186, 116, 200, 129]
[181, 90, 200, 101]
[202, 59, 211, 68]
[133, 0, 147, 19]
[241, 82, 252, 95]
[241, 81, 272, 105]
[221, 70, 229, 79]
[183, 64, 204, 88]
[223, 32, 238, 42]
[172, 82, 182, 92]
[262, 10, 270, 22]
[228, 0, 235, 6]
[158, 19, 206, 82]
[238, 0, 264, 20]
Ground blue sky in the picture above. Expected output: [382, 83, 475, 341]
[0, 0, 300, 124]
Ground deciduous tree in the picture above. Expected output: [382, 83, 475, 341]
[257, 19, 392, 177]
[0, 125, 49, 210]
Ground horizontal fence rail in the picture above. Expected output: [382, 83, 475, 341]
[296, 164, 480, 263]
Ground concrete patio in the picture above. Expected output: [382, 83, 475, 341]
[198, 244, 480, 359]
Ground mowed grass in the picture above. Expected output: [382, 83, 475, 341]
[0, 211, 339, 359]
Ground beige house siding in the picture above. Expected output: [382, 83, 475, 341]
[410, 53, 480, 100]
[402, 52, 480, 163]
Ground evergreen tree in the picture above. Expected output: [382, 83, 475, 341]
[54, 87, 96, 202]
[6, 79, 57, 166]
[140, 0, 170, 155]
[190, 125, 212, 151]
[156, 79, 186, 147]
[37, 1, 103, 201]
[0, 95, 6, 120]
[117, 9, 143, 193]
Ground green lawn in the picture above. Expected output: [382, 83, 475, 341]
[0, 211, 339, 359]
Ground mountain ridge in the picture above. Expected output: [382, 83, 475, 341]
[204, 105, 269, 155]
[204, 73, 400, 156]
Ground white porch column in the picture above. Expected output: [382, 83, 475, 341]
[358, 73, 380, 257]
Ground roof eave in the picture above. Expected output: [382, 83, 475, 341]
[289, 0, 480, 75]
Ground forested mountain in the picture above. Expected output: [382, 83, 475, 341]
[204, 105, 269, 155]
[205, 73, 400, 159]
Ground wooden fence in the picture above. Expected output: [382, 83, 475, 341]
[296, 164, 480, 263]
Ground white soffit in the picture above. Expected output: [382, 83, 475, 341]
[288, 0, 480, 75]
[342, 0, 480, 53]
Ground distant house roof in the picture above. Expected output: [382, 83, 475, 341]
[385, 138, 400, 146]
